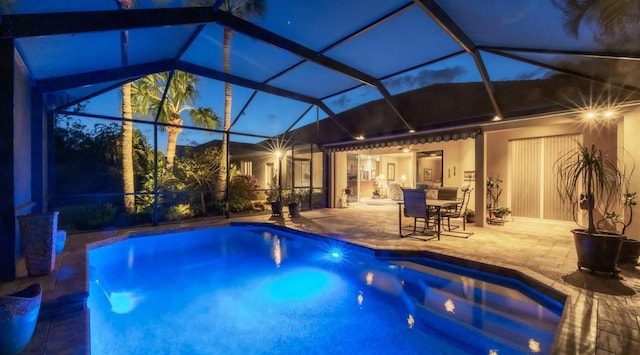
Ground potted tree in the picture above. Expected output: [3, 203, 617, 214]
[267, 185, 283, 217]
[555, 142, 630, 275]
[486, 176, 510, 224]
[287, 189, 301, 218]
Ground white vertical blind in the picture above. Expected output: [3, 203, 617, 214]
[510, 138, 541, 218]
[543, 134, 580, 221]
[509, 134, 580, 221]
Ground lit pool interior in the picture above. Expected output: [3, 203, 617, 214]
[88, 224, 563, 354]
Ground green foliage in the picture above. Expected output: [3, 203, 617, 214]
[131, 71, 218, 129]
[228, 173, 260, 212]
[492, 206, 511, 217]
[165, 204, 193, 221]
[74, 203, 118, 230]
[266, 186, 280, 202]
[173, 147, 224, 214]
[555, 142, 627, 234]
[464, 209, 475, 217]
[55, 115, 123, 194]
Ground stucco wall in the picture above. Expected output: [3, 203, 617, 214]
[485, 117, 618, 222]
[623, 107, 640, 239]
[14, 52, 32, 213]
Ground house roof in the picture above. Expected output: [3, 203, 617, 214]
[3, 1, 639, 146]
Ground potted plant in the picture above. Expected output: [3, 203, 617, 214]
[492, 206, 511, 218]
[17, 211, 59, 276]
[464, 209, 475, 223]
[601, 188, 639, 264]
[266, 185, 283, 217]
[555, 142, 630, 275]
[0, 283, 43, 354]
[486, 176, 510, 223]
[287, 189, 301, 218]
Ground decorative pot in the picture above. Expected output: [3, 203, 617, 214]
[0, 283, 43, 355]
[618, 238, 640, 265]
[56, 230, 67, 255]
[573, 229, 624, 276]
[288, 202, 301, 218]
[271, 202, 283, 217]
[17, 212, 59, 276]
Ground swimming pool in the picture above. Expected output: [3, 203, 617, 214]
[88, 224, 563, 354]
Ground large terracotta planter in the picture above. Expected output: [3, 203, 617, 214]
[0, 283, 42, 355]
[573, 229, 624, 276]
[18, 212, 59, 277]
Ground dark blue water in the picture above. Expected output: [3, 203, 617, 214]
[88, 225, 562, 354]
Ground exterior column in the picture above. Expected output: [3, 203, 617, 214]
[0, 37, 16, 280]
[474, 131, 486, 227]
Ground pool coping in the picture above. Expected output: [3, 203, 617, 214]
[27, 221, 588, 354]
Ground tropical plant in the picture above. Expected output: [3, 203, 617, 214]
[165, 204, 193, 221]
[117, 0, 136, 213]
[189, 0, 267, 199]
[131, 70, 219, 170]
[174, 147, 223, 214]
[555, 142, 626, 234]
[552, 0, 640, 46]
[74, 202, 119, 230]
[601, 191, 637, 234]
[486, 176, 503, 210]
[265, 185, 280, 203]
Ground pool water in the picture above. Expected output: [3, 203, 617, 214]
[88, 225, 563, 354]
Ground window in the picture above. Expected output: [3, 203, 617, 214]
[241, 161, 253, 176]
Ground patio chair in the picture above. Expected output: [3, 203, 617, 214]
[437, 186, 459, 201]
[399, 188, 436, 240]
[440, 186, 473, 238]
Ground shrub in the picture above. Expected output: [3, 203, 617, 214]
[165, 204, 193, 221]
[75, 202, 118, 230]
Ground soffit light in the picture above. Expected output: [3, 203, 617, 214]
[581, 107, 620, 121]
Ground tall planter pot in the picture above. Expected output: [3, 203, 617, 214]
[17, 212, 59, 277]
[271, 202, 283, 217]
[573, 229, 624, 276]
[618, 238, 640, 265]
[288, 202, 300, 218]
[0, 283, 43, 355]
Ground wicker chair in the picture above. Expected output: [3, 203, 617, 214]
[388, 182, 404, 201]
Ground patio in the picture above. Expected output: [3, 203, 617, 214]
[3, 203, 640, 354]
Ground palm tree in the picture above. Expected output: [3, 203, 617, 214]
[552, 0, 640, 45]
[131, 71, 219, 170]
[189, 0, 266, 199]
[117, 0, 136, 213]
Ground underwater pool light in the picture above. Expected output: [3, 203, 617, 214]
[110, 291, 140, 314]
[329, 249, 343, 261]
